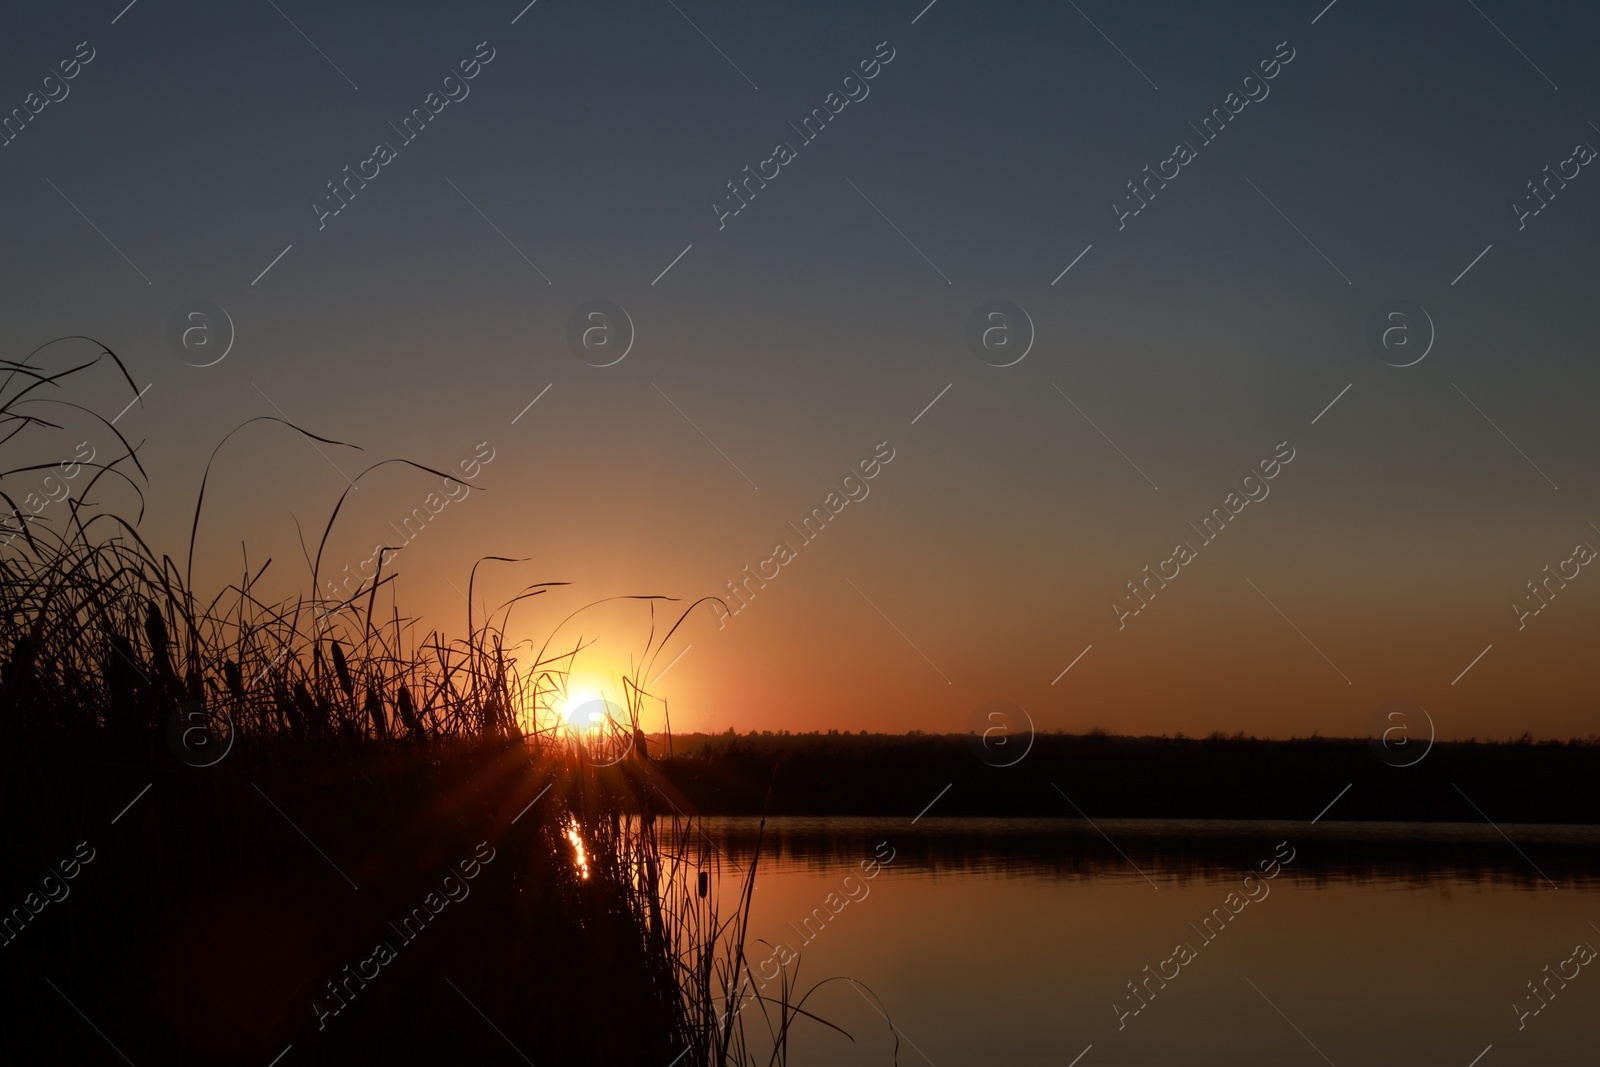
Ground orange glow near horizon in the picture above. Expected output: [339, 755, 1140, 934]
[160, 423, 1600, 744]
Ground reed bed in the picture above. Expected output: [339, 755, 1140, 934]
[0, 338, 839, 1066]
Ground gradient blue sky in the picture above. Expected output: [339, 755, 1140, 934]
[4, 0, 1599, 738]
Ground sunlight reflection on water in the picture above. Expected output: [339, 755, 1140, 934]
[675, 818, 1600, 1066]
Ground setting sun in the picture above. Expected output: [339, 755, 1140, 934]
[552, 670, 635, 731]
[557, 689, 604, 726]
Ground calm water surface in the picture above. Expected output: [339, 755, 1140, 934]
[691, 818, 1600, 1066]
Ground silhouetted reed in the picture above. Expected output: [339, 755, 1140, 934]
[0, 338, 835, 1065]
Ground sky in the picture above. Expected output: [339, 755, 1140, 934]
[3, 0, 1599, 740]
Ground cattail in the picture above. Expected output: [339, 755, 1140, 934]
[143, 603, 176, 699]
[223, 660, 244, 702]
[396, 685, 422, 737]
[329, 640, 353, 699]
[697, 871, 709, 898]
[143, 601, 169, 660]
[273, 683, 302, 738]
[364, 688, 388, 741]
[293, 681, 324, 737]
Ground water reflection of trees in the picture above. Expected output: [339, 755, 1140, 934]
[673, 818, 1600, 888]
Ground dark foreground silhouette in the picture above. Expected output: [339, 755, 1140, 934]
[1, 738, 685, 1066]
[0, 340, 781, 1067]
